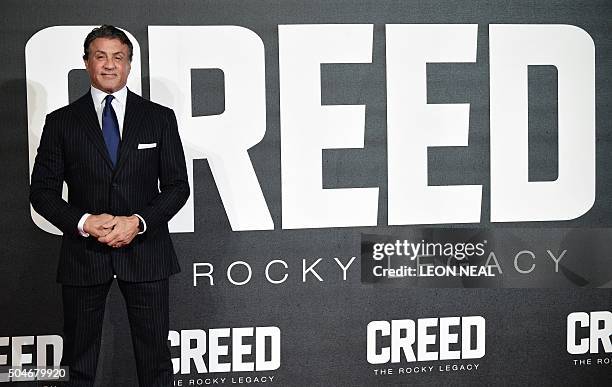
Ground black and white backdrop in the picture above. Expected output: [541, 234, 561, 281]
[1, 0, 611, 385]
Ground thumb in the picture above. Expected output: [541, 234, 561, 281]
[102, 217, 118, 229]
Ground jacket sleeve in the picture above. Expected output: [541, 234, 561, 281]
[136, 108, 190, 232]
[29, 112, 85, 235]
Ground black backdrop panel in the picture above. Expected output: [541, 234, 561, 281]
[0, 1, 611, 385]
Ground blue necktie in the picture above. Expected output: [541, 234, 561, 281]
[102, 95, 120, 166]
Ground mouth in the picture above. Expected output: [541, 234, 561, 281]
[101, 74, 117, 78]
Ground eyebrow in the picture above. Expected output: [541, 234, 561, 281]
[93, 50, 126, 56]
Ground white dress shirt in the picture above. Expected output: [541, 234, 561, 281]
[90, 85, 127, 138]
[77, 86, 146, 237]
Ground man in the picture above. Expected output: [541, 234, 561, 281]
[30, 25, 189, 386]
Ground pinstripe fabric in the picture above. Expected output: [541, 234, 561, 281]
[118, 279, 172, 386]
[60, 281, 112, 387]
[30, 89, 188, 386]
[30, 90, 190, 285]
[60, 279, 172, 387]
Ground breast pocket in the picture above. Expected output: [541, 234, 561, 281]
[133, 140, 160, 171]
[135, 141, 159, 160]
[137, 142, 157, 150]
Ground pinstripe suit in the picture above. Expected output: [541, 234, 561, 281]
[30, 89, 189, 386]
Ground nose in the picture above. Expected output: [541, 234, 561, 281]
[103, 57, 115, 70]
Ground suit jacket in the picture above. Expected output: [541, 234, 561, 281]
[30, 90, 190, 286]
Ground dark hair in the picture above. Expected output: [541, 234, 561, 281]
[83, 25, 133, 61]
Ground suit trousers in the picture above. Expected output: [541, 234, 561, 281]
[60, 278, 173, 386]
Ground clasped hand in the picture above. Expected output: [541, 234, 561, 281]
[83, 213, 140, 248]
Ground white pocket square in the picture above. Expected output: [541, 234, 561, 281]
[138, 143, 157, 149]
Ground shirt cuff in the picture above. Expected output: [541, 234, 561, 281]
[78, 213, 91, 237]
[134, 214, 147, 234]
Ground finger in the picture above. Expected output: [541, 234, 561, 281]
[104, 216, 121, 226]
[103, 237, 120, 246]
[93, 226, 109, 237]
[115, 234, 133, 247]
[98, 229, 119, 244]
[102, 218, 119, 229]
[106, 232, 124, 246]
[92, 226, 110, 238]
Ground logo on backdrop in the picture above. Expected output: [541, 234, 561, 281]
[188, 227, 612, 289]
[26, 24, 596, 234]
[0, 335, 62, 383]
[169, 326, 280, 386]
[192, 257, 356, 287]
[366, 316, 485, 378]
[567, 311, 611, 367]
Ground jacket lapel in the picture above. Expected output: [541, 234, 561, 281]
[114, 90, 145, 173]
[72, 92, 114, 170]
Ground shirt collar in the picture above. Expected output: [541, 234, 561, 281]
[90, 85, 128, 108]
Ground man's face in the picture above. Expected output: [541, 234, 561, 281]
[84, 37, 131, 93]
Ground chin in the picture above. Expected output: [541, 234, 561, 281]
[99, 84, 118, 93]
